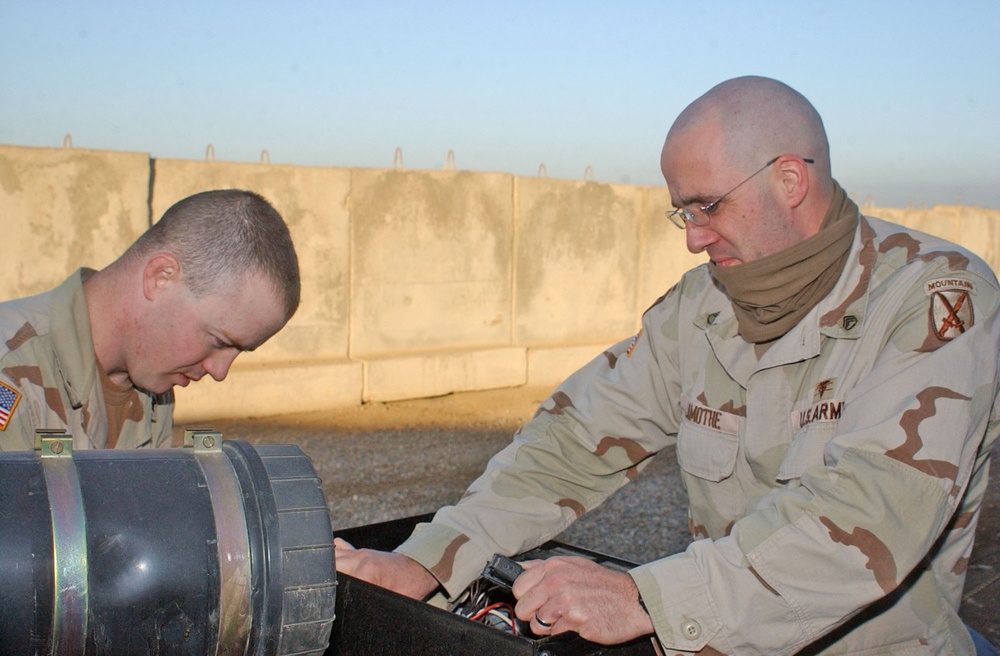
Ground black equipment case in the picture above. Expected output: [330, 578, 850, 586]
[329, 514, 661, 656]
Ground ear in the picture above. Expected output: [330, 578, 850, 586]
[775, 156, 810, 209]
[142, 253, 182, 301]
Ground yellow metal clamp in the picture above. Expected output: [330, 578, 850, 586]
[37, 431, 88, 656]
[188, 430, 254, 655]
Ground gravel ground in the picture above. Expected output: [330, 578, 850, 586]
[180, 385, 1000, 646]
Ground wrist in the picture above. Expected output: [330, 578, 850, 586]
[637, 593, 651, 616]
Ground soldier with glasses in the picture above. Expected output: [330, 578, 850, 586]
[338, 76, 1000, 655]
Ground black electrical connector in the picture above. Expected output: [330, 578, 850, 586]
[481, 554, 525, 590]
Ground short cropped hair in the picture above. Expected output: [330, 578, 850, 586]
[129, 189, 300, 321]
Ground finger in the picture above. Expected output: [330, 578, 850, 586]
[512, 577, 550, 624]
[333, 537, 355, 551]
[531, 611, 559, 635]
[334, 540, 363, 574]
[511, 559, 547, 598]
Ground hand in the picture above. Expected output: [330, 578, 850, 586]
[511, 556, 654, 645]
[334, 537, 440, 600]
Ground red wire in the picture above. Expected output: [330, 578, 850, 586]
[468, 601, 512, 621]
[471, 602, 517, 634]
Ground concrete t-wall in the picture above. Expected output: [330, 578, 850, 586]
[2, 143, 998, 423]
[0, 145, 150, 299]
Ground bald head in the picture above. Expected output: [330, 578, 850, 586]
[660, 77, 840, 262]
[664, 76, 831, 184]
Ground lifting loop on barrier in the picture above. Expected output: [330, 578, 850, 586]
[205, 144, 216, 161]
[260, 149, 270, 164]
[393, 146, 404, 169]
[444, 149, 456, 171]
[583, 165, 595, 181]
[537, 163, 548, 178]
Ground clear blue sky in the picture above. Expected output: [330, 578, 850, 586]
[3, 1, 999, 208]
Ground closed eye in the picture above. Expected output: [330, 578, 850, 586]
[701, 199, 724, 216]
[211, 336, 234, 350]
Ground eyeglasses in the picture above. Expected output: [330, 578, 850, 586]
[666, 155, 815, 229]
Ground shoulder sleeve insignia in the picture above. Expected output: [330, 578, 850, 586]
[925, 278, 976, 341]
[0, 380, 23, 431]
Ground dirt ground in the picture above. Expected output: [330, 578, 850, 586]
[183, 384, 1000, 647]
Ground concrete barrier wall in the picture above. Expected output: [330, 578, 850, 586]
[2, 143, 998, 422]
[0, 145, 150, 299]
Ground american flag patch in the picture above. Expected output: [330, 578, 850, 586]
[0, 381, 21, 431]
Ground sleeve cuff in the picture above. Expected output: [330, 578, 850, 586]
[629, 553, 722, 652]
[394, 521, 493, 599]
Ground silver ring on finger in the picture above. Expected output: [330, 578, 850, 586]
[535, 616, 553, 629]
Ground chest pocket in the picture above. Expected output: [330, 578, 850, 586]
[778, 399, 845, 482]
[676, 396, 741, 482]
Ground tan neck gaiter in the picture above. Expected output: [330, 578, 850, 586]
[709, 182, 859, 344]
[98, 366, 143, 449]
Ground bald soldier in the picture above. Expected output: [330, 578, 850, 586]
[0, 189, 300, 451]
[336, 77, 1000, 654]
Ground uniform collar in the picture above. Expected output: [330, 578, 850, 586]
[703, 217, 875, 383]
[50, 268, 99, 409]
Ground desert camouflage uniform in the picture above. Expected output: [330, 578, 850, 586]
[0, 269, 173, 451]
[395, 215, 1000, 655]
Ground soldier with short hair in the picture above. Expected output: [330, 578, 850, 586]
[0, 189, 300, 451]
[336, 77, 1000, 654]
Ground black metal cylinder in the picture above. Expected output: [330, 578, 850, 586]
[0, 438, 336, 656]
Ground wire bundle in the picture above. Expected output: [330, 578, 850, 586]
[451, 578, 524, 635]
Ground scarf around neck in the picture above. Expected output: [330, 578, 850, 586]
[709, 182, 859, 344]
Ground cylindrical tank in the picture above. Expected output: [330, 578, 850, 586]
[0, 433, 336, 655]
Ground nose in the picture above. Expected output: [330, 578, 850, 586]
[202, 349, 240, 382]
[685, 222, 718, 255]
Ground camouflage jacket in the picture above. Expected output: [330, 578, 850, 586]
[395, 216, 1000, 655]
[0, 269, 173, 451]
